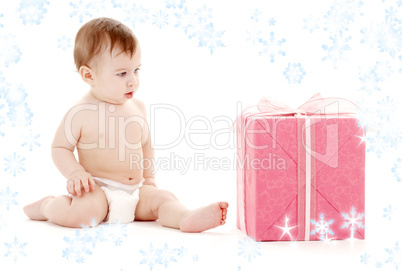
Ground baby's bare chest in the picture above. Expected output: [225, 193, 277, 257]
[78, 103, 145, 148]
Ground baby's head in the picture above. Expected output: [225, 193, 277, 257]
[74, 17, 138, 71]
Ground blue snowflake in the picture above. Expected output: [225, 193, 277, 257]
[258, 32, 286, 63]
[360, 253, 370, 264]
[383, 205, 394, 220]
[139, 243, 185, 271]
[303, 15, 320, 33]
[0, 187, 18, 211]
[4, 236, 27, 263]
[0, 34, 22, 67]
[62, 230, 93, 263]
[17, 0, 49, 25]
[367, 130, 387, 158]
[152, 10, 169, 29]
[124, 4, 150, 29]
[385, 242, 402, 270]
[196, 5, 213, 24]
[174, 7, 199, 39]
[57, 35, 72, 51]
[377, 96, 397, 122]
[322, 33, 352, 68]
[21, 129, 41, 151]
[238, 237, 262, 262]
[268, 18, 276, 26]
[63, 218, 128, 263]
[283, 63, 306, 84]
[0, 13, 4, 28]
[340, 206, 365, 239]
[7, 102, 33, 127]
[4, 84, 27, 107]
[377, 10, 402, 59]
[392, 158, 402, 182]
[310, 213, 335, 241]
[198, 23, 225, 54]
[250, 9, 262, 22]
[69, 0, 93, 23]
[165, 0, 185, 9]
[4, 152, 26, 177]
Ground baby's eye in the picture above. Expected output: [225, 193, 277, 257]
[134, 68, 141, 73]
[117, 72, 126, 77]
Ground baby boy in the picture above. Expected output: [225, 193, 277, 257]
[23, 17, 228, 232]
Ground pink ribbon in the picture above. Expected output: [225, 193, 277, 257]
[237, 93, 358, 240]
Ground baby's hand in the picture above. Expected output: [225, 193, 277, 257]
[66, 170, 95, 196]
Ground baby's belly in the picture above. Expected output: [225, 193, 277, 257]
[77, 147, 144, 185]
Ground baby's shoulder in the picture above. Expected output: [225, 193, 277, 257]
[131, 98, 147, 116]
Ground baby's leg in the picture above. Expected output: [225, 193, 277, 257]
[23, 185, 108, 228]
[135, 186, 228, 233]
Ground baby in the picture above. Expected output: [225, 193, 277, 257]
[23, 17, 228, 232]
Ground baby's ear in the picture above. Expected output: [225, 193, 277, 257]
[79, 66, 94, 85]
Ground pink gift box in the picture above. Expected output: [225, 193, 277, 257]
[236, 95, 365, 241]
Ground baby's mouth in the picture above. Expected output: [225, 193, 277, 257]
[124, 91, 133, 99]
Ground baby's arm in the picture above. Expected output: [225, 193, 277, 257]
[51, 109, 95, 196]
[137, 100, 156, 187]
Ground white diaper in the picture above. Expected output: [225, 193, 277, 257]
[93, 177, 144, 224]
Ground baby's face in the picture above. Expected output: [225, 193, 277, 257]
[90, 45, 141, 104]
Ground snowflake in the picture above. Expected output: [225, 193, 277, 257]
[377, 96, 397, 122]
[367, 131, 387, 158]
[283, 63, 306, 84]
[7, 102, 33, 127]
[268, 18, 276, 26]
[246, 28, 263, 45]
[21, 129, 41, 151]
[198, 23, 225, 54]
[165, 0, 185, 9]
[322, 34, 352, 68]
[4, 84, 27, 107]
[124, 4, 149, 29]
[4, 152, 26, 177]
[4, 236, 27, 263]
[303, 15, 320, 33]
[69, 0, 93, 23]
[63, 218, 128, 263]
[57, 35, 72, 51]
[238, 237, 262, 262]
[383, 204, 394, 220]
[360, 253, 370, 264]
[258, 32, 286, 63]
[139, 243, 185, 271]
[340, 206, 365, 239]
[0, 187, 18, 211]
[152, 10, 169, 29]
[310, 213, 335, 241]
[322, 0, 363, 34]
[17, 0, 49, 25]
[385, 242, 402, 270]
[392, 158, 402, 182]
[140, 243, 163, 271]
[377, 19, 402, 59]
[174, 7, 200, 39]
[196, 5, 213, 24]
[0, 34, 22, 67]
[250, 9, 262, 22]
[62, 230, 93, 263]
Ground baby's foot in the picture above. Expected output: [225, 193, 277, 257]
[179, 202, 228, 233]
[23, 196, 55, 221]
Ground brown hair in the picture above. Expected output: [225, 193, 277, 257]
[73, 17, 138, 71]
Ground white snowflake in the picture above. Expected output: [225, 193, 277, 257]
[310, 213, 335, 241]
[7, 102, 33, 127]
[238, 236, 262, 262]
[4, 84, 27, 107]
[340, 206, 365, 239]
[62, 230, 93, 263]
[69, 0, 93, 23]
[197, 23, 225, 54]
[4, 236, 27, 263]
[4, 152, 26, 177]
[139, 243, 185, 271]
[322, 34, 352, 68]
[124, 4, 150, 29]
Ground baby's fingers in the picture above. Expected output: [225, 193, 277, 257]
[88, 176, 96, 191]
[67, 180, 76, 196]
[74, 179, 82, 196]
[82, 178, 90, 193]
